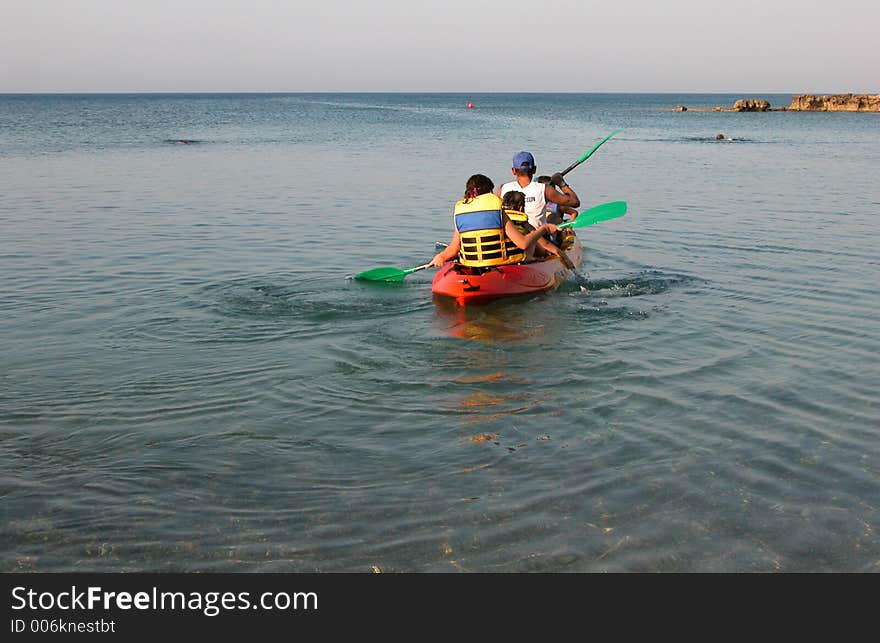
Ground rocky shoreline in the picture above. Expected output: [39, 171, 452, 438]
[788, 94, 880, 111]
[673, 93, 880, 113]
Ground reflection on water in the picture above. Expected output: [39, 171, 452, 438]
[451, 389, 537, 427]
[432, 294, 568, 343]
[453, 372, 507, 383]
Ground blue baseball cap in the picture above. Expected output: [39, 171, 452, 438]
[512, 151, 536, 170]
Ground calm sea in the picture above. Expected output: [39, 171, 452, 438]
[1, 93, 878, 572]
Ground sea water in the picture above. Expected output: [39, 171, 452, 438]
[1, 93, 878, 571]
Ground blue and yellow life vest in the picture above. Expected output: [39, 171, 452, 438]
[454, 193, 525, 267]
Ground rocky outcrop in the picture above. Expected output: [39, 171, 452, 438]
[733, 98, 770, 112]
[672, 98, 776, 112]
[788, 94, 880, 112]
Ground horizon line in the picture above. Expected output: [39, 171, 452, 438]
[2, 90, 860, 96]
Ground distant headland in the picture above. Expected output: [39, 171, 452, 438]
[673, 94, 880, 113]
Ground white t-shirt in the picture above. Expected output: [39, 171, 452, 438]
[500, 180, 547, 228]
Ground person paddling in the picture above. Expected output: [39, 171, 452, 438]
[497, 151, 581, 230]
[537, 175, 580, 224]
[430, 174, 561, 268]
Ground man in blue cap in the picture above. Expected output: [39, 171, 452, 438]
[498, 151, 580, 230]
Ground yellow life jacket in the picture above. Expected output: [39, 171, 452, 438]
[454, 194, 525, 267]
[504, 208, 531, 234]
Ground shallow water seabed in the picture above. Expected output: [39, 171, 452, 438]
[1, 93, 878, 572]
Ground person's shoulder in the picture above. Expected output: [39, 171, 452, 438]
[500, 180, 522, 194]
[483, 192, 503, 206]
[459, 192, 502, 207]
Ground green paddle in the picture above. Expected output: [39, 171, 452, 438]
[558, 130, 623, 177]
[558, 201, 627, 229]
[354, 262, 432, 282]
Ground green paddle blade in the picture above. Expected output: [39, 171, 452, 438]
[354, 266, 411, 282]
[558, 201, 627, 229]
[354, 262, 431, 282]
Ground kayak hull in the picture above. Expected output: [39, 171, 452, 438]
[431, 232, 583, 306]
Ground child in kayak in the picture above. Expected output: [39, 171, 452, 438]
[430, 174, 564, 268]
[501, 191, 574, 267]
[501, 190, 530, 233]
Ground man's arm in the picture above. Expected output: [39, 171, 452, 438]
[545, 173, 580, 208]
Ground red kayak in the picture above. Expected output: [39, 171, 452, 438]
[431, 231, 583, 305]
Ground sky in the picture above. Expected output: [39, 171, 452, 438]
[1, 0, 877, 93]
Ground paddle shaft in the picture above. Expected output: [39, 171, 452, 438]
[558, 130, 622, 177]
[407, 263, 432, 274]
